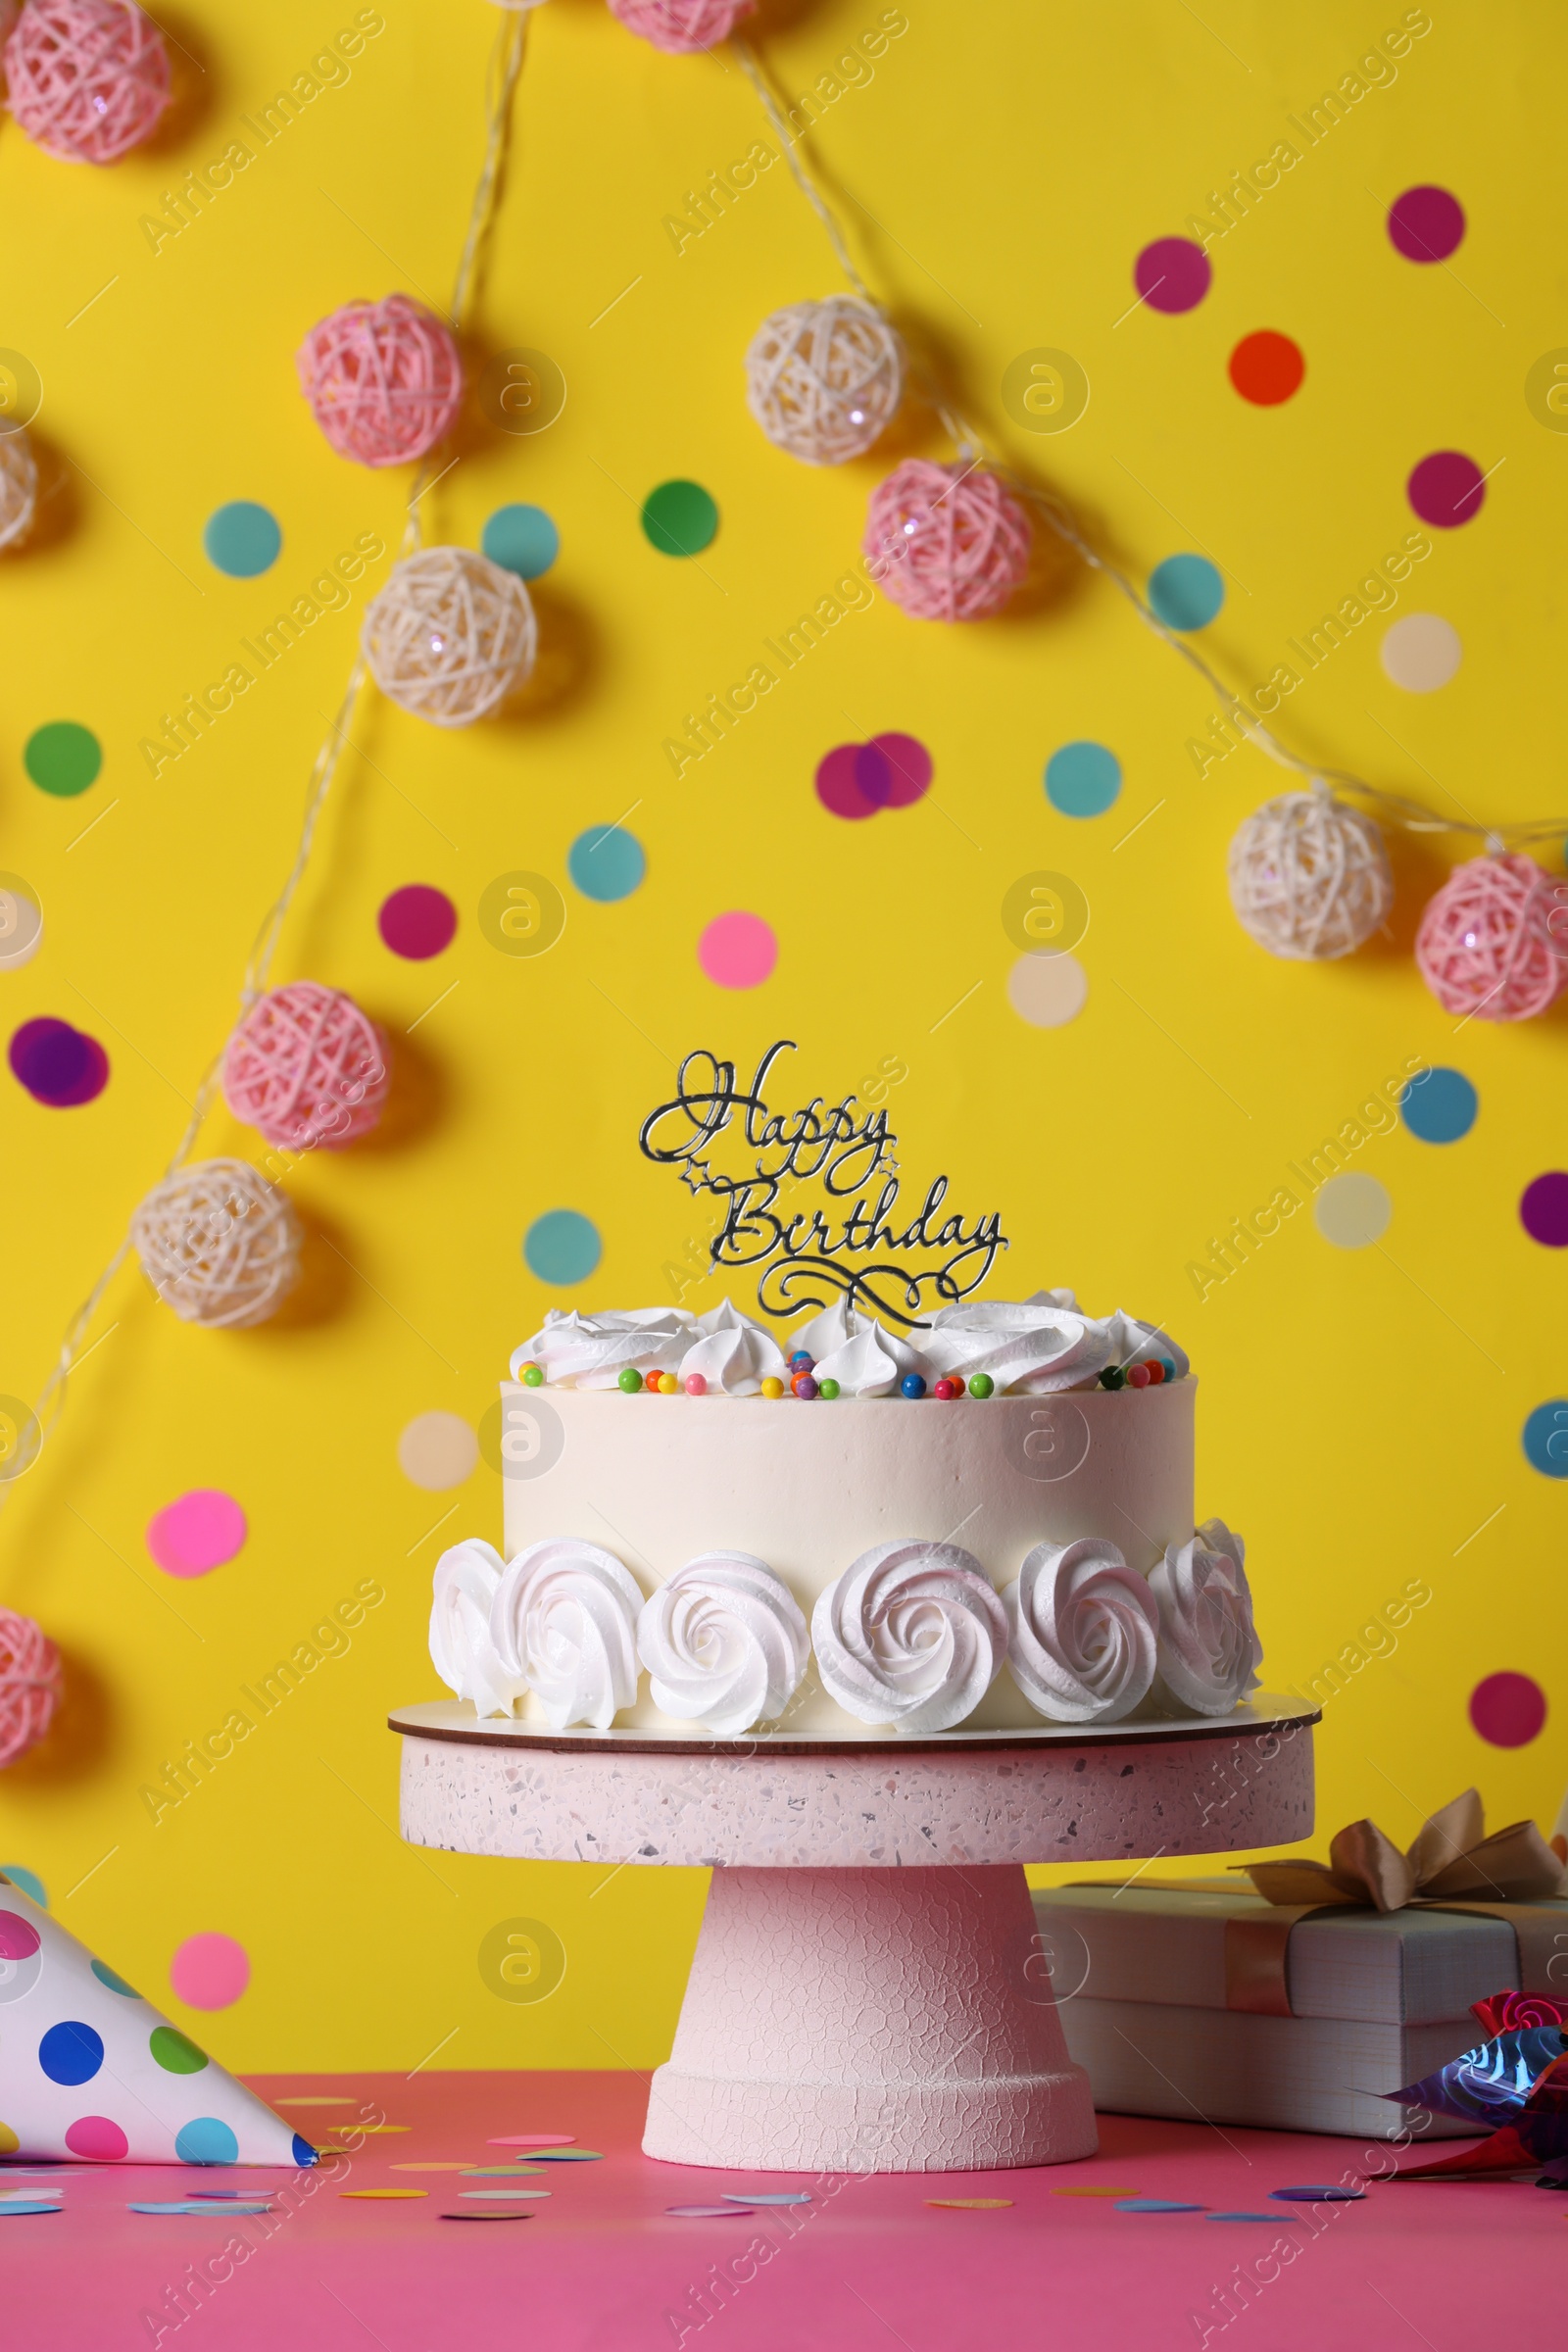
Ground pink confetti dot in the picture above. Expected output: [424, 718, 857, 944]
[815, 743, 877, 821]
[1407, 451, 1487, 529]
[146, 1491, 247, 1579]
[65, 2116, 129, 2161]
[378, 885, 457, 960]
[171, 1934, 250, 2012]
[1469, 1672, 1546, 1748]
[1134, 237, 1211, 316]
[1388, 185, 1465, 263]
[698, 911, 777, 990]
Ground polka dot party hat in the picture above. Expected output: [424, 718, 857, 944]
[0, 1874, 316, 2167]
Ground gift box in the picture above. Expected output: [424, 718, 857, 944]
[1032, 1791, 1568, 2141]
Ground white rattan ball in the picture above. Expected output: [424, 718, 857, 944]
[361, 547, 537, 727]
[130, 1156, 302, 1329]
[1227, 789, 1394, 960]
[744, 297, 905, 466]
[0, 428, 37, 553]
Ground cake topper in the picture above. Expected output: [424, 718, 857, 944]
[639, 1043, 1006, 1328]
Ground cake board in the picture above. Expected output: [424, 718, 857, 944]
[390, 1696, 1316, 2175]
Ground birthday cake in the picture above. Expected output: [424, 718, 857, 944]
[425, 1292, 1263, 1739]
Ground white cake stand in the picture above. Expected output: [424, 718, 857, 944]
[390, 1696, 1316, 2175]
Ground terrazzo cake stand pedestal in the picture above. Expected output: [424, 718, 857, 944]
[389, 1696, 1316, 2175]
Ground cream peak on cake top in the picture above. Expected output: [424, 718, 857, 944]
[510, 1291, 1189, 1399]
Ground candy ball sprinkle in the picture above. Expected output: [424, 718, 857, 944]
[617, 1367, 643, 1394]
[817, 1377, 840, 1399]
[900, 1372, 927, 1399]
[967, 1374, 995, 1399]
[1126, 1363, 1152, 1390]
[519, 1363, 544, 1388]
[760, 1377, 784, 1399]
[684, 1373, 707, 1396]
[794, 1375, 819, 1400]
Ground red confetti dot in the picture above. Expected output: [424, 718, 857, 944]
[378, 885, 457, 959]
[1228, 332, 1305, 407]
[1469, 1672, 1546, 1748]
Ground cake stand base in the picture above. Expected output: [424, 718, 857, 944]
[644, 1862, 1094, 2173]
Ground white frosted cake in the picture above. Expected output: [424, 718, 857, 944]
[426, 1294, 1262, 1740]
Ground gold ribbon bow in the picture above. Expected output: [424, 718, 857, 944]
[1225, 1788, 1568, 2016]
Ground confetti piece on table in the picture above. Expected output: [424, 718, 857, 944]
[1115, 2199, 1207, 2214]
[0, 2203, 60, 2217]
[461, 2189, 551, 2199]
[527, 2148, 602, 2162]
[667, 2204, 755, 2218]
[1053, 2185, 1137, 2198]
[462, 2166, 547, 2177]
[724, 2192, 811, 2205]
[442, 2210, 533, 2222]
[341, 2125, 410, 2134]
[392, 2164, 473, 2173]
[130, 2203, 273, 2218]
[341, 2188, 427, 2200]
[489, 2133, 575, 2147]
[1270, 2186, 1365, 2203]
[926, 2198, 1014, 2210]
[273, 2096, 358, 2107]
[1209, 2212, 1298, 2224]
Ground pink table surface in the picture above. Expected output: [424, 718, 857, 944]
[2, 2070, 1556, 2351]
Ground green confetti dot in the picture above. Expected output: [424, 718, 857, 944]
[24, 722, 101, 799]
[641, 479, 718, 558]
[149, 2027, 209, 2076]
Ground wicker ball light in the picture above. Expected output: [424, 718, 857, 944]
[863, 458, 1032, 621]
[1227, 789, 1395, 961]
[0, 428, 37, 554]
[0, 1606, 62, 1769]
[222, 982, 388, 1152]
[362, 547, 537, 726]
[5, 0, 171, 165]
[607, 0, 753, 51]
[1415, 852, 1568, 1022]
[295, 295, 464, 468]
[130, 1157, 302, 1329]
[744, 297, 905, 466]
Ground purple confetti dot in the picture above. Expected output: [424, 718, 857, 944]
[1407, 451, 1487, 529]
[1134, 238, 1211, 316]
[1520, 1172, 1568, 1248]
[378, 884, 457, 960]
[9, 1018, 109, 1107]
[1388, 185, 1465, 264]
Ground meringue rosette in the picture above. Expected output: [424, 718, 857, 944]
[429, 1539, 526, 1718]
[678, 1300, 788, 1396]
[809, 1318, 932, 1397]
[1003, 1537, 1159, 1724]
[490, 1538, 644, 1731]
[1149, 1517, 1261, 1716]
[636, 1552, 809, 1734]
[510, 1307, 692, 1390]
[811, 1541, 1009, 1733]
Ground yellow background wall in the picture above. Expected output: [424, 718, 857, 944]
[1, 0, 1562, 2073]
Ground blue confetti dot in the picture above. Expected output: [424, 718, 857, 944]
[292, 2133, 318, 2168]
[1, 1866, 46, 1907]
[90, 1958, 139, 1997]
[174, 2118, 240, 2167]
[1398, 1066, 1478, 1144]
[1523, 1400, 1568, 1479]
[481, 504, 560, 580]
[567, 826, 646, 904]
[203, 502, 282, 579]
[1148, 553, 1225, 631]
[524, 1209, 602, 1288]
[1045, 741, 1121, 818]
[38, 2021, 104, 2086]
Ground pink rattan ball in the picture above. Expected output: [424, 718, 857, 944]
[607, 0, 754, 53]
[863, 459, 1033, 622]
[0, 1607, 62, 1768]
[222, 982, 388, 1152]
[1414, 852, 1568, 1023]
[296, 295, 465, 468]
[5, 0, 170, 165]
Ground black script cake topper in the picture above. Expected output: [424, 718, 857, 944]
[638, 1042, 1007, 1329]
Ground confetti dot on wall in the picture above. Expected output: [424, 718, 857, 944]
[815, 743, 876, 821]
[1388, 185, 1466, 263]
[1148, 555, 1224, 631]
[9, 1018, 109, 1107]
[1520, 1173, 1568, 1248]
[1398, 1067, 1477, 1143]
[398, 1411, 479, 1492]
[202, 502, 282, 579]
[170, 1934, 250, 2013]
[175, 2118, 240, 2166]
[1045, 741, 1121, 818]
[1228, 331, 1305, 407]
[1313, 1172, 1391, 1249]
[699, 910, 777, 989]
[1469, 1671, 1546, 1748]
[1380, 612, 1462, 691]
[523, 1209, 602, 1288]
[146, 1490, 247, 1578]
[65, 2116, 127, 2161]
[1, 1866, 46, 1907]
[481, 503, 559, 580]
[859, 733, 932, 808]
[1133, 237, 1210, 315]
[1006, 951, 1089, 1028]
[378, 884, 457, 960]
[24, 722, 101, 798]
[39, 2022, 104, 2086]
[1407, 451, 1486, 529]
[567, 826, 646, 903]
[1521, 1400, 1568, 1478]
[150, 2028, 209, 2076]
[641, 479, 718, 557]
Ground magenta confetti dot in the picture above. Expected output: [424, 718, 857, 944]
[1469, 1671, 1547, 1749]
[170, 1933, 250, 2012]
[0, 1912, 42, 1961]
[8, 1018, 109, 1107]
[377, 884, 457, 960]
[815, 743, 877, 821]
[698, 911, 777, 990]
[1520, 1173, 1568, 1248]
[1134, 237, 1211, 316]
[146, 1491, 248, 1579]
[1407, 451, 1487, 529]
[1388, 185, 1465, 264]
[866, 732, 932, 808]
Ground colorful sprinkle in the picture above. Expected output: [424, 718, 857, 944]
[760, 1377, 784, 1399]
[967, 1374, 994, 1399]
[793, 1374, 819, 1400]
[684, 1374, 707, 1396]
[617, 1367, 642, 1394]
[1100, 1367, 1126, 1390]
[817, 1377, 840, 1399]
[657, 1372, 678, 1395]
[900, 1373, 926, 1399]
[788, 1352, 813, 1372]
[932, 1379, 958, 1400]
[520, 1363, 545, 1387]
[1126, 1364, 1152, 1390]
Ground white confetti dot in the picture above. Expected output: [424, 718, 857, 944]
[1313, 1173, 1391, 1249]
[1006, 951, 1089, 1028]
[1380, 612, 1461, 692]
[398, 1411, 479, 1491]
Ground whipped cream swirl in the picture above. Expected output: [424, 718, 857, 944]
[511, 1307, 692, 1390]
[679, 1299, 787, 1396]
[1002, 1538, 1158, 1724]
[811, 1541, 1008, 1732]
[1149, 1517, 1261, 1716]
[429, 1539, 526, 1718]
[810, 1319, 932, 1397]
[637, 1552, 808, 1733]
[490, 1538, 643, 1731]
[920, 1298, 1113, 1394]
